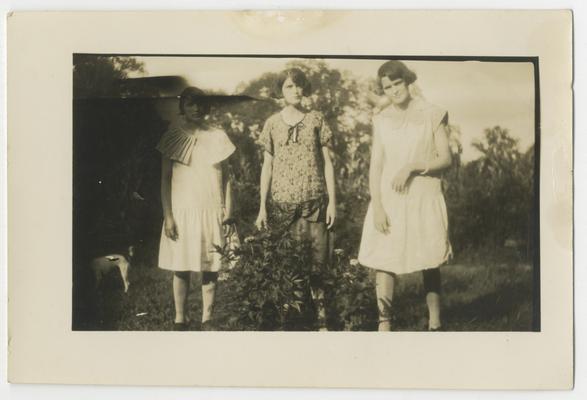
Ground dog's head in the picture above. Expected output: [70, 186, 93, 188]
[93, 253, 131, 293]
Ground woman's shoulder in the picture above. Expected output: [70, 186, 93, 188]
[412, 98, 446, 116]
[260, 112, 283, 132]
[265, 112, 283, 124]
[199, 125, 232, 144]
[197, 126, 235, 164]
[307, 109, 325, 119]
[371, 110, 383, 123]
[156, 120, 197, 165]
[411, 99, 448, 130]
[306, 110, 329, 126]
[202, 124, 227, 136]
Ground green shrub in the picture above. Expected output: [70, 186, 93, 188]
[214, 225, 316, 331]
[213, 222, 379, 331]
[324, 251, 378, 331]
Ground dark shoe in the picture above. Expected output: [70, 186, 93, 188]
[173, 321, 189, 331]
[201, 320, 216, 331]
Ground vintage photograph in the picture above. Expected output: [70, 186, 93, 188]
[8, 9, 573, 389]
[72, 54, 539, 332]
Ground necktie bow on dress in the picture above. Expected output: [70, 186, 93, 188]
[286, 121, 304, 145]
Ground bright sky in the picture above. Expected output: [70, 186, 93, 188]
[132, 56, 535, 162]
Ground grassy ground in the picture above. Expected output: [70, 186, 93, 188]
[77, 256, 535, 332]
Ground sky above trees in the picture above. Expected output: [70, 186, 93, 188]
[131, 56, 535, 162]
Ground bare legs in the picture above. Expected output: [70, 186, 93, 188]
[376, 271, 396, 331]
[376, 268, 442, 331]
[422, 268, 442, 330]
[426, 292, 442, 330]
[172, 271, 218, 327]
[201, 271, 217, 324]
[173, 271, 190, 324]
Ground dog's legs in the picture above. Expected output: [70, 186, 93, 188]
[173, 271, 191, 323]
[118, 258, 130, 293]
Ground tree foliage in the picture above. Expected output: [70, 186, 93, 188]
[73, 56, 164, 259]
[444, 126, 535, 259]
[73, 55, 145, 98]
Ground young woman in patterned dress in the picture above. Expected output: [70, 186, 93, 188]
[256, 68, 336, 331]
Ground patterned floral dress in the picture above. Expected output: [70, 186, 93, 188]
[259, 110, 334, 264]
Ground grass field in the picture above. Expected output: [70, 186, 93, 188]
[75, 254, 536, 332]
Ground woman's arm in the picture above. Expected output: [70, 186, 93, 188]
[322, 146, 336, 230]
[369, 131, 385, 208]
[255, 151, 273, 229]
[161, 157, 173, 219]
[369, 131, 391, 234]
[161, 157, 178, 240]
[222, 160, 233, 220]
[391, 123, 452, 192]
[410, 123, 452, 173]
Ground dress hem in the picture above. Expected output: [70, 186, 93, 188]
[358, 254, 451, 275]
[158, 265, 220, 273]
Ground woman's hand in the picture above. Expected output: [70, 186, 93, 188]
[373, 202, 390, 234]
[391, 165, 414, 193]
[164, 216, 179, 241]
[326, 201, 336, 230]
[255, 207, 268, 230]
[222, 217, 236, 238]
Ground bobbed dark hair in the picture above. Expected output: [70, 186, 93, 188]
[273, 68, 312, 98]
[377, 60, 417, 86]
[178, 86, 212, 115]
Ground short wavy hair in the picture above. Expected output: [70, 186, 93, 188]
[178, 86, 212, 115]
[273, 68, 312, 98]
[377, 60, 417, 86]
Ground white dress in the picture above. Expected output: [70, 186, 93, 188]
[156, 124, 235, 272]
[358, 98, 452, 274]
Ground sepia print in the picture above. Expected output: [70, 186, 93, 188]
[8, 11, 572, 388]
[72, 55, 539, 332]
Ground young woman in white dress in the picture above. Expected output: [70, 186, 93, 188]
[157, 87, 236, 330]
[358, 61, 453, 331]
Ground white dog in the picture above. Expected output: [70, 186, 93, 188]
[91, 246, 133, 293]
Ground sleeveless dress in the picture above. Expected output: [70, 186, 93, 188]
[358, 98, 452, 274]
[156, 122, 235, 272]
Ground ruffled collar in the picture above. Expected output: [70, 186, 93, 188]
[156, 118, 202, 165]
[156, 118, 235, 166]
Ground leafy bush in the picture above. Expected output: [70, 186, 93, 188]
[325, 251, 378, 331]
[444, 126, 535, 261]
[213, 222, 378, 331]
[213, 226, 315, 331]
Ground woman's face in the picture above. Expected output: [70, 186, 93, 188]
[381, 76, 410, 106]
[183, 99, 207, 122]
[281, 77, 304, 106]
